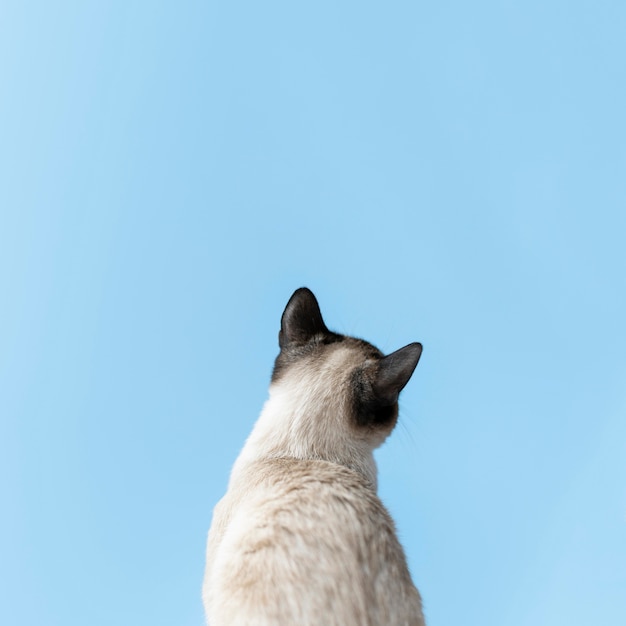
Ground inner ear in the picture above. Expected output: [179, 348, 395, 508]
[373, 342, 422, 405]
[279, 288, 329, 348]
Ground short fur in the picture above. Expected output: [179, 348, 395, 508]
[203, 288, 425, 626]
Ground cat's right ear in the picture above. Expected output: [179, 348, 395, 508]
[373, 342, 422, 405]
[279, 288, 329, 348]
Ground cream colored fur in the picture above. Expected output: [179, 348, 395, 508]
[203, 342, 425, 626]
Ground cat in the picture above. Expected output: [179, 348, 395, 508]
[202, 287, 425, 626]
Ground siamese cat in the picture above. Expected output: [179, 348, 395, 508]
[203, 288, 425, 626]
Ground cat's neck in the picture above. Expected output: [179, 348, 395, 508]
[231, 382, 379, 490]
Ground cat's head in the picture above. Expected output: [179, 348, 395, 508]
[269, 288, 422, 452]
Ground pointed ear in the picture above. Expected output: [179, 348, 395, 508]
[373, 342, 422, 405]
[279, 288, 329, 348]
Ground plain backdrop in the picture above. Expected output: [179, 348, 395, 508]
[1, 2, 625, 625]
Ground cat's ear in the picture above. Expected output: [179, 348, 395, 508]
[373, 342, 422, 405]
[279, 288, 329, 348]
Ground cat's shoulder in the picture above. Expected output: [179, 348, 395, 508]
[241, 456, 374, 493]
[230, 457, 393, 531]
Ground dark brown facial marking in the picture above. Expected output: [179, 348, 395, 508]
[351, 365, 399, 428]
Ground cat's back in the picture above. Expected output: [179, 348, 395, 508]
[206, 458, 423, 626]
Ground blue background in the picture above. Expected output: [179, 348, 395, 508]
[1, 2, 625, 625]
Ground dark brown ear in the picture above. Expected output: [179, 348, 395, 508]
[373, 342, 422, 405]
[279, 288, 329, 348]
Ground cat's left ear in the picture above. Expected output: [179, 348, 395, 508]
[373, 342, 422, 405]
[279, 288, 329, 348]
